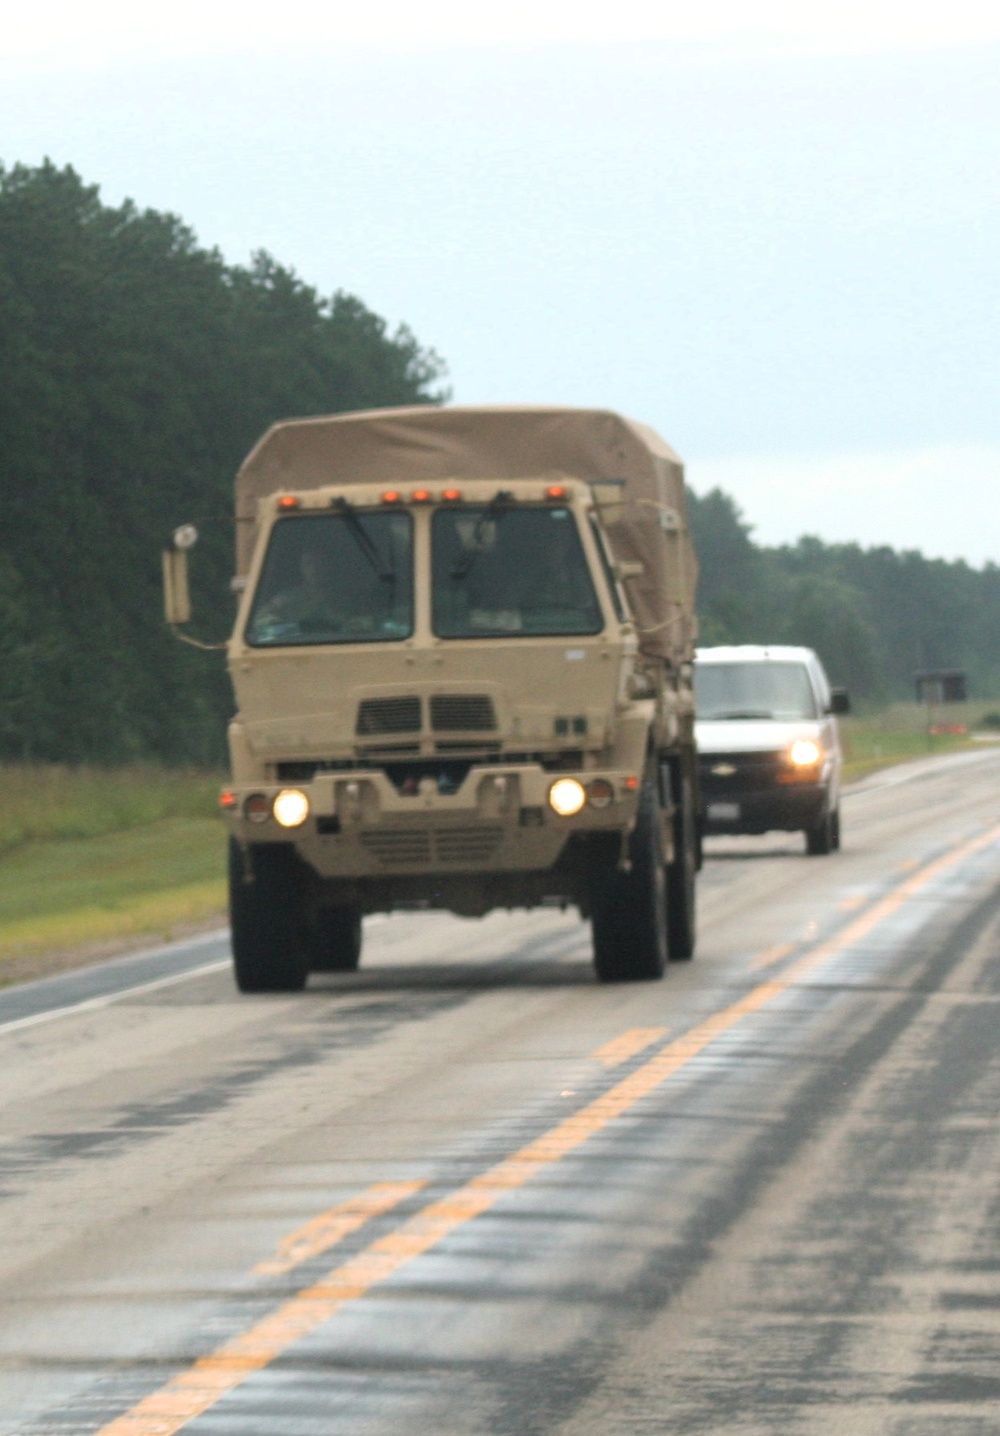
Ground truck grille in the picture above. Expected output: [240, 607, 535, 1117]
[356, 697, 422, 735]
[359, 825, 504, 867]
[429, 695, 497, 731]
[359, 828, 432, 865]
[434, 826, 504, 862]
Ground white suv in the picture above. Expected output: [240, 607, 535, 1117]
[694, 645, 849, 855]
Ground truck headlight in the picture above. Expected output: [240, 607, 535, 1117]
[548, 778, 587, 817]
[273, 789, 310, 828]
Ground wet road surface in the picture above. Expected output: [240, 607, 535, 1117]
[1, 749, 999, 1434]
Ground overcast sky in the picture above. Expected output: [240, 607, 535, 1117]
[3, 1, 999, 564]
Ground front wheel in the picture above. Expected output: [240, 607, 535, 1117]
[592, 770, 669, 982]
[805, 807, 834, 856]
[229, 840, 309, 993]
[309, 906, 363, 972]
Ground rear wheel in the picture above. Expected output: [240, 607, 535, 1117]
[309, 906, 363, 972]
[592, 770, 669, 982]
[229, 839, 309, 993]
[666, 760, 697, 961]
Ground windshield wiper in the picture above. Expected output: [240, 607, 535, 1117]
[450, 491, 515, 581]
[333, 497, 396, 586]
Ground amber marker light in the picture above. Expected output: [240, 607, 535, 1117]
[442, 488, 463, 502]
[548, 777, 587, 817]
[277, 495, 300, 510]
[546, 484, 568, 500]
[273, 789, 310, 828]
[220, 790, 237, 810]
[411, 488, 433, 503]
[381, 490, 402, 504]
[623, 775, 639, 792]
[789, 738, 823, 767]
[244, 793, 271, 823]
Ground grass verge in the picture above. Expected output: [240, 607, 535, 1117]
[0, 763, 223, 854]
[841, 723, 978, 782]
[0, 767, 227, 978]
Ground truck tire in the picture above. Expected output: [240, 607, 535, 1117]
[309, 906, 363, 972]
[805, 808, 834, 856]
[666, 764, 697, 961]
[592, 771, 669, 982]
[229, 839, 309, 993]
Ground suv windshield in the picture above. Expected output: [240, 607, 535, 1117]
[695, 662, 818, 720]
[245, 512, 413, 647]
[432, 506, 603, 638]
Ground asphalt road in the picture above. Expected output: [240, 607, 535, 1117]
[2, 749, 1000, 1435]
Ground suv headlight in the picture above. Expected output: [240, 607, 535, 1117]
[788, 738, 822, 767]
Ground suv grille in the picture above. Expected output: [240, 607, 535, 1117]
[429, 695, 497, 731]
[698, 751, 785, 793]
[356, 697, 422, 735]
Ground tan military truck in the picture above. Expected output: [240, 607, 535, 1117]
[163, 406, 699, 990]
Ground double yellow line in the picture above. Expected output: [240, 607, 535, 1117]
[98, 821, 1000, 1435]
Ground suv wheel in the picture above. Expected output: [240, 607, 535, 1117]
[805, 809, 834, 857]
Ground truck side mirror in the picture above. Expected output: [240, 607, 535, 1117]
[162, 525, 199, 626]
[613, 560, 646, 581]
[829, 688, 850, 715]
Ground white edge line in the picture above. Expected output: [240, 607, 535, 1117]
[0, 957, 232, 1037]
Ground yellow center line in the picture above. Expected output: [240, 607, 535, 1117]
[780, 824, 1000, 987]
[96, 820, 1000, 1436]
[252, 1181, 426, 1276]
[590, 1027, 669, 1067]
[837, 893, 867, 912]
[748, 942, 794, 971]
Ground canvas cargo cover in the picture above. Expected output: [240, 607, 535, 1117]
[235, 405, 697, 663]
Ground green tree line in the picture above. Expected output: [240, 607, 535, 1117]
[688, 487, 1000, 704]
[2, 162, 994, 764]
[0, 161, 447, 763]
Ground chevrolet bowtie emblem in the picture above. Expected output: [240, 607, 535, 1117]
[711, 762, 737, 776]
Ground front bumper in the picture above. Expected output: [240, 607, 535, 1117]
[224, 763, 641, 878]
[699, 783, 828, 835]
[698, 749, 832, 835]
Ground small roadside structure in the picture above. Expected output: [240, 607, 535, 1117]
[914, 670, 967, 736]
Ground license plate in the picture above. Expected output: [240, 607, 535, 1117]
[708, 801, 741, 820]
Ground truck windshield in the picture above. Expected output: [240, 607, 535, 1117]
[695, 662, 818, 720]
[244, 513, 413, 646]
[432, 506, 603, 638]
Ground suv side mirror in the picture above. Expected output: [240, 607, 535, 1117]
[829, 688, 850, 715]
